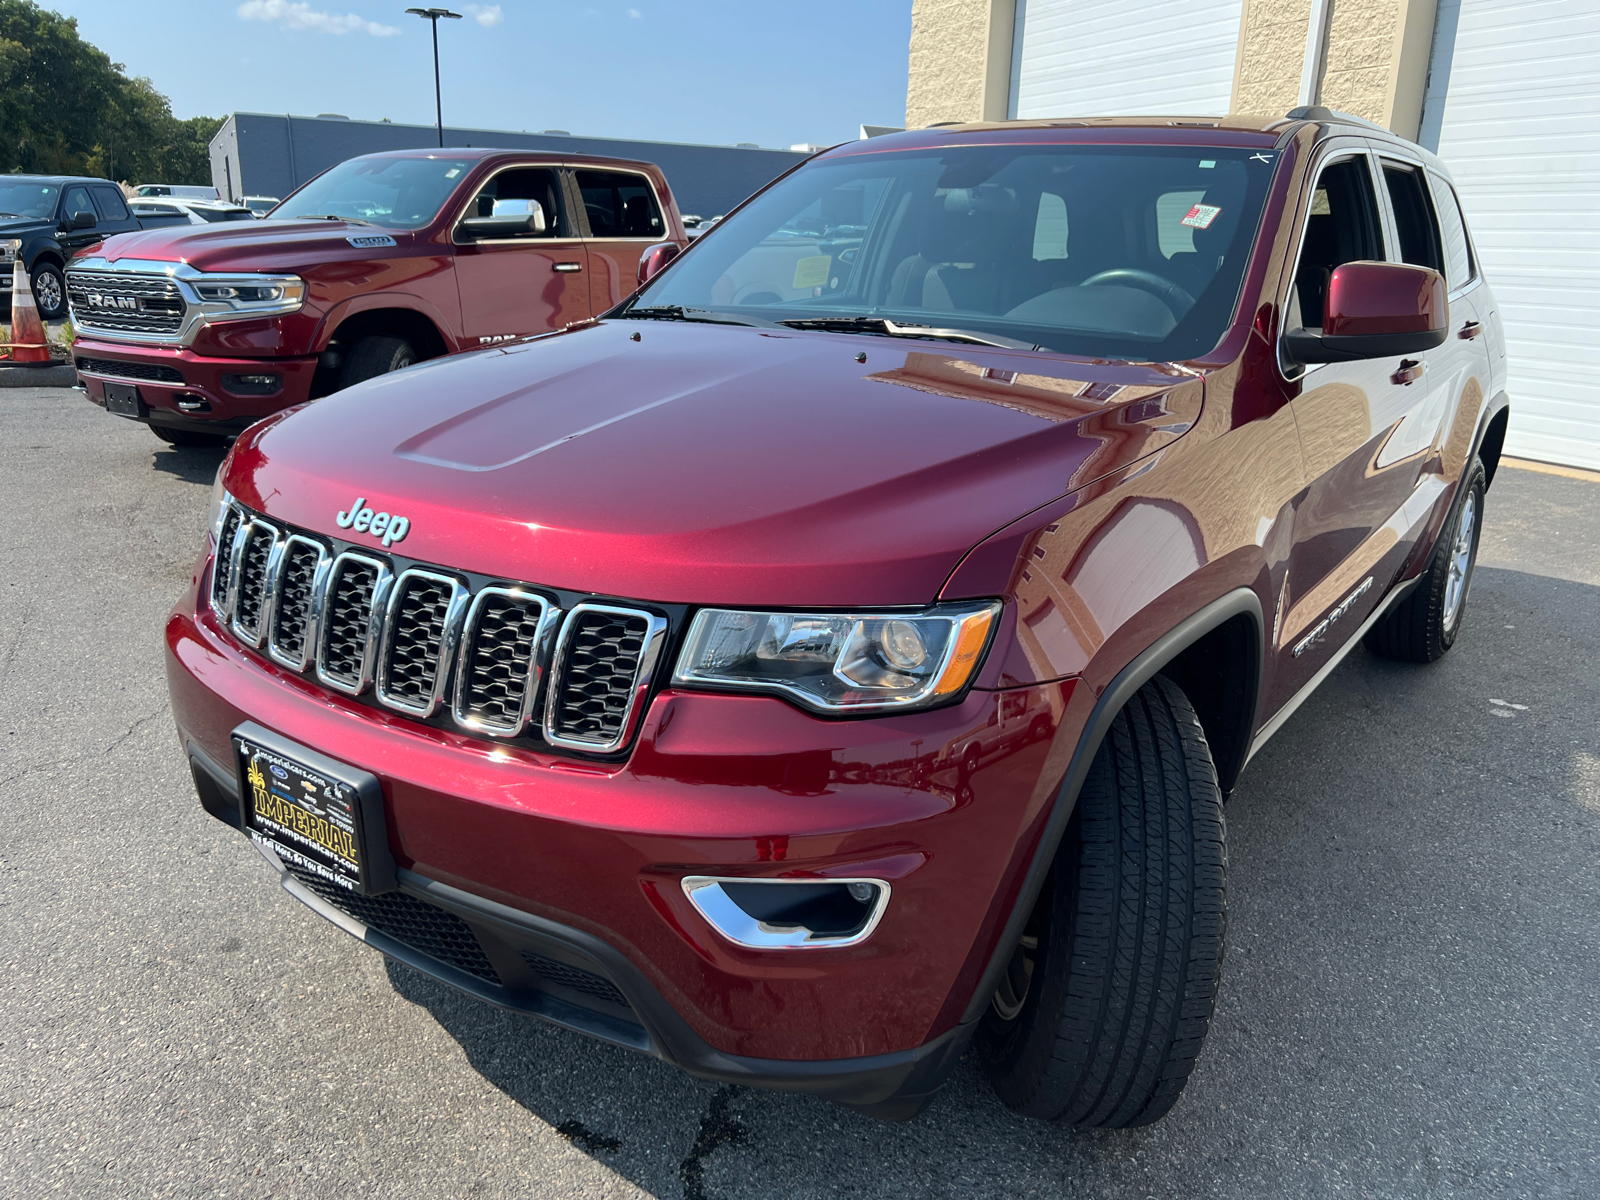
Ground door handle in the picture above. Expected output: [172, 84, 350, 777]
[1458, 320, 1482, 340]
[553, 262, 583, 273]
[1391, 359, 1426, 386]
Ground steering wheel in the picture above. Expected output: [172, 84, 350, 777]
[1080, 269, 1195, 317]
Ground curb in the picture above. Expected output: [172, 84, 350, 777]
[0, 363, 78, 388]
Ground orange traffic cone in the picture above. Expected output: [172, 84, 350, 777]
[3, 259, 52, 364]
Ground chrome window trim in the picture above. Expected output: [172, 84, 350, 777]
[680, 877, 892, 950]
[209, 501, 246, 622]
[542, 603, 669, 753]
[229, 520, 285, 649]
[66, 257, 304, 346]
[375, 568, 471, 718]
[450, 587, 560, 738]
[315, 551, 394, 697]
[265, 534, 332, 672]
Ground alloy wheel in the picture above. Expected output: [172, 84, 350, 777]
[1442, 489, 1477, 631]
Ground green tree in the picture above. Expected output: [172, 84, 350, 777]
[0, 0, 220, 185]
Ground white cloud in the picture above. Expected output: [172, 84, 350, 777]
[628, 7, 642, 16]
[237, 0, 399, 36]
[462, 4, 504, 26]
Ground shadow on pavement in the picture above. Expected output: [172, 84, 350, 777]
[387, 564, 1600, 1199]
[149, 442, 229, 484]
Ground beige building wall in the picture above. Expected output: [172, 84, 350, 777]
[904, 0, 1438, 138]
[905, 0, 1016, 128]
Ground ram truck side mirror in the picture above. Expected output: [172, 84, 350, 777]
[69, 210, 97, 230]
[1285, 261, 1448, 363]
[637, 241, 681, 285]
[458, 198, 546, 240]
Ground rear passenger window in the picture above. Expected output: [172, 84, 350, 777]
[1290, 157, 1384, 332]
[1382, 163, 1443, 272]
[91, 186, 129, 221]
[1032, 192, 1069, 260]
[1428, 173, 1475, 291]
[575, 170, 665, 238]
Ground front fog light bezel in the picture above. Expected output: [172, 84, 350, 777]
[681, 876, 891, 949]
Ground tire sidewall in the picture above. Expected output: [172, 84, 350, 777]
[1436, 461, 1486, 653]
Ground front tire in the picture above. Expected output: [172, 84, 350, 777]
[339, 335, 416, 389]
[977, 675, 1227, 1127]
[31, 262, 67, 320]
[1365, 458, 1486, 663]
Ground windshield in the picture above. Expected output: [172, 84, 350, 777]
[630, 144, 1276, 360]
[0, 180, 60, 220]
[270, 155, 475, 229]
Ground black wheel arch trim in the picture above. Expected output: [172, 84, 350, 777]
[957, 586, 1264, 1027]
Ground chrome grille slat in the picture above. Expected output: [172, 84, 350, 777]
[315, 552, 393, 696]
[267, 536, 329, 672]
[544, 604, 668, 753]
[377, 569, 469, 718]
[210, 506, 244, 620]
[229, 521, 282, 647]
[453, 589, 556, 737]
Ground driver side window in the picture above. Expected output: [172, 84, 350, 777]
[1290, 157, 1383, 332]
[465, 168, 565, 237]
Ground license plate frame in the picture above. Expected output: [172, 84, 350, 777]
[103, 381, 145, 419]
[232, 721, 397, 895]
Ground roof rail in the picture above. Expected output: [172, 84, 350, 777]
[1285, 105, 1391, 134]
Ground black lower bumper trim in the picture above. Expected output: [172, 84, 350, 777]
[184, 738, 969, 1113]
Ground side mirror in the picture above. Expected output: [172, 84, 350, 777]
[637, 241, 681, 286]
[70, 210, 97, 230]
[1285, 261, 1447, 363]
[459, 198, 546, 239]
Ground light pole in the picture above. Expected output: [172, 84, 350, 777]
[405, 7, 462, 148]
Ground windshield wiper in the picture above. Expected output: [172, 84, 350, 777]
[621, 305, 778, 328]
[292, 214, 372, 225]
[775, 316, 1041, 351]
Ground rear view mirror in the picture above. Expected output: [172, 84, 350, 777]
[1286, 261, 1447, 363]
[70, 210, 97, 230]
[637, 241, 681, 285]
[459, 198, 546, 239]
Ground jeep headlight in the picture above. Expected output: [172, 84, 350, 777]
[192, 273, 305, 321]
[673, 601, 1000, 713]
[207, 463, 232, 543]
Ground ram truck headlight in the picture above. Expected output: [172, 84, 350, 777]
[191, 273, 305, 321]
[673, 601, 1000, 714]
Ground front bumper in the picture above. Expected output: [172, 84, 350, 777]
[75, 336, 317, 432]
[166, 569, 1082, 1109]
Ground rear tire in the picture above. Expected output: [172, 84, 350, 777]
[1365, 458, 1486, 663]
[339, 335, 416, 389]
[151, 425, 228, 448]
[977, 675, 1227, 1127]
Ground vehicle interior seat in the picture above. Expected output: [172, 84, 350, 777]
[887, 187, 1017, 314]
[621, 194, 654, 236]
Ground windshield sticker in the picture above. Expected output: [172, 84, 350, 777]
[1199, 160, 1216, 169]
[1180, 204, 1222, 230]
[793, 255, 831, 290]
[445, 168, 461, 178]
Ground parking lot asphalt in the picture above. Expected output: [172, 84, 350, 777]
[3, 387, 1597, 1199]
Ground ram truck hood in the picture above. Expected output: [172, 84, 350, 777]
[225, 321, 1202, 607]
[92, 218, 406, 275]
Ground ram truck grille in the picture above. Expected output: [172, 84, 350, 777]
[66, 269, 187, 336]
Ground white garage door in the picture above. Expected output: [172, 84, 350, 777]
[1421, 0, 1600, 469]
[1012, 0, 1242, 119]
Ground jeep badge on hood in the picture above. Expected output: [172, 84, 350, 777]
[335, 497, 409, 547]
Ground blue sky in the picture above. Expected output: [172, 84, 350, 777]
[59, 1, 911, 149]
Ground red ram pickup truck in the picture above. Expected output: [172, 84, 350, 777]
[67, 149, 688, 447]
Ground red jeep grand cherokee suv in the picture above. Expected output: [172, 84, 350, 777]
[69, 149, 685, 448]
[167, 108, 1509, 1124]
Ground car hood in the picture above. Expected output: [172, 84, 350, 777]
[0, 217, 52, 237]
[92, 218, 409, 274]
[226, 321, 1203, 607]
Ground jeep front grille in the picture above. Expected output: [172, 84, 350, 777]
[209, 502, 665, 754]
[66, 269, 187, 336]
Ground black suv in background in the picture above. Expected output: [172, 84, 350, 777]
[0, 175, 191, 319]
